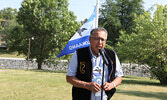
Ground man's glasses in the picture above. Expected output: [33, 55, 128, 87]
[90, 36, 106, 42]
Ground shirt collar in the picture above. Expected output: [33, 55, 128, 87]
[89, 46, 100, 59]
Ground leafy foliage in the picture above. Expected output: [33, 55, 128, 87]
[116, 5, 167, 84]
[0, 7, 18, 20]
[1, 20, 26, 54]
[3, 0, 80, 69]
[99, 0, 144, 45]
[0, 7, 18, 32]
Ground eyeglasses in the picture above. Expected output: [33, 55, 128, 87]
[90, 36, 107, 42]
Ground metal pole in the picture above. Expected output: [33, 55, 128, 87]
[95, 0, 99, 28]
[27, 38, 31, 70]
[101, 62, 105, 100]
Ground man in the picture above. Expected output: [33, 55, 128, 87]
[66, 27, 123, 100]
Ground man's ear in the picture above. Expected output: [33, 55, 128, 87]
[89, 36, 91, 42]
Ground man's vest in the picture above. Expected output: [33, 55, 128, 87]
[72, 47, 116, 100]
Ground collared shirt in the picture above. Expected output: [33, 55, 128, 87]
[67, 47, 123, 100]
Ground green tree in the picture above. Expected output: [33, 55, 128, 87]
[99, 0, 144, 45]
[0, 7, 18, 31]
[15, 0, 79, 69]
[0, 7, 18, 20]
[116, 5, 167, 84]
[1, 20, 27, 52]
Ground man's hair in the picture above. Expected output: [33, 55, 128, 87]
[90, 27, 108, 37]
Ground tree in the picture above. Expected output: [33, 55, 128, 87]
[1, 20, 27, 52]
[0, 7, 18, 20]
[116, 5, 167, 84]
[15, 0, 80, 69]
[0, 7, 18, 31]
[99, 0, 144, 45]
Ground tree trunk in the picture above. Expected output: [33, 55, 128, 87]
[37, 35, 46, 70]
[160, 79, 167, 85]
[38, 61, 42, 69]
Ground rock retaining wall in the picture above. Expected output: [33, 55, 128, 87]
[0, 57, 151, 77]
[0, 57, 68, 71]
[121, 63, 151, 77]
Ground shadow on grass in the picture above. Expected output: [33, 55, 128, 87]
[122, 76, 167, 87]
[122, 79, 163, 86]
[117, 89, 167, 100]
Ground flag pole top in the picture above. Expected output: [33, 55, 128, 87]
[95, 0, 99, 28]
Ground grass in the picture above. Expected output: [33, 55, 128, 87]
[0, 69, 71, 100]
[0, 69, 167, 100]
[113, 76, 167, 100]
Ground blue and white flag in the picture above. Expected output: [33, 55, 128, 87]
[57, 6, 97, 57]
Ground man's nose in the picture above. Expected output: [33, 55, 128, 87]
[98, 39, 103, 44]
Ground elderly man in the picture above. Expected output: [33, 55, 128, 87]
[66, 27, 123, 100]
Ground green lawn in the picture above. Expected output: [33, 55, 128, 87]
[113, 76, 167, 100]
[0, 69, 166, 100]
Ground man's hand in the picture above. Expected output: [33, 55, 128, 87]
[66, 76, 102, 93]
[103, 82, 114, 91]
[86, 82, 101, 92]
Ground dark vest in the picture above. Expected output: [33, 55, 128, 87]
[72, 47, 116, 100]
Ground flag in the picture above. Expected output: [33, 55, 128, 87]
[57, 6, 97, 57]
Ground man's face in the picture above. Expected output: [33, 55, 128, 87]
[89, 30, 107, 56]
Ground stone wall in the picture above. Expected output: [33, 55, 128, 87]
[121, 63, 151, 77]
[0, 57, 68, 71]
[0, 57, 151, 77]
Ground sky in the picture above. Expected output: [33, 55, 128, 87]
[0, 0, 167, 21]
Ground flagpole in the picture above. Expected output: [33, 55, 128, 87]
[95, 0, 99, 28]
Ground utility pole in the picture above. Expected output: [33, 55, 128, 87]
[27, 37, 34, 70]
[27, 38, 31, 70]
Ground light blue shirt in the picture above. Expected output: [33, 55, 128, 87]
[67, 47, 123, 100]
